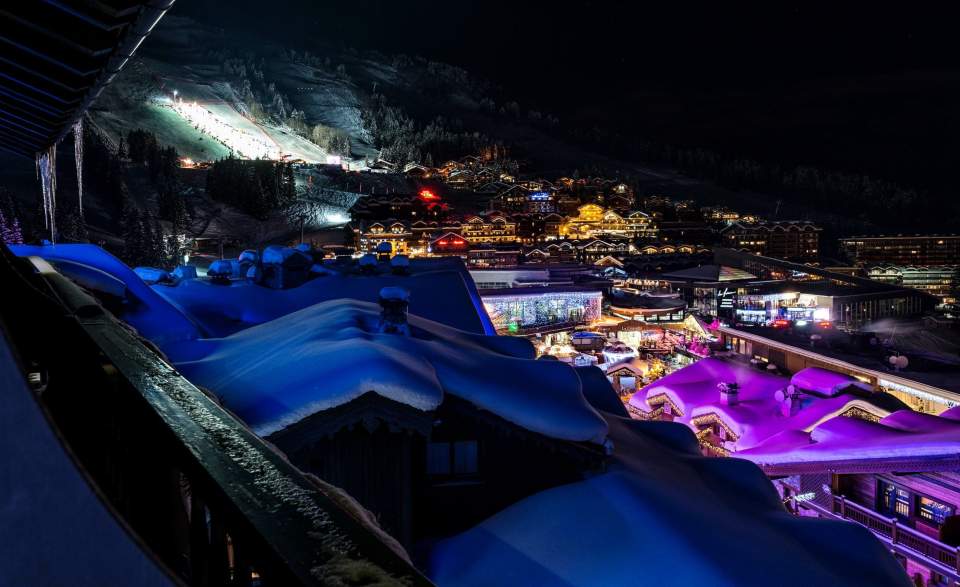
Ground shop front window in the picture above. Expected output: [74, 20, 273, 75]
[918, 496, 953, 526]
[880, 482, 911, 518]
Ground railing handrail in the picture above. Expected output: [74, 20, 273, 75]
[2, 246, 431, 586]
[803, 494, 960, 580]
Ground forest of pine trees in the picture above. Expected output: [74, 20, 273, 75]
[360, 93, 492, 166]
[205, 156, 296, 219]
[0, 190, 30, 243]
[0, 208, 23, 244]
[121, 205, 167, 268]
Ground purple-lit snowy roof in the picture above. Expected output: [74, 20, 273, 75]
[629, 358, 904, 450]
[790, 366, 869, 397]
[738, 408, 960, 469]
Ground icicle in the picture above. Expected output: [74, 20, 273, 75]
[36, 146, 57, 243]
[73, 119, 84, 219]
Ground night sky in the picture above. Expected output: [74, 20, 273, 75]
[174, 1, 960, 192]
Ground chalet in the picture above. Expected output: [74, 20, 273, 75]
[430, 232, 469, 256]
[403, 163, 432, 179]
[525, 241, 577, 264]
[475, 167, 497, 182]
[489, 185, 529, 213]
[477, 181, 510, 194]
[513, 214, 546, 245]
[350, 194, 440, 223]
[446, 169, 475, 188]
[458, 215, 518, 244]
[527, 191, 557, 214]
[605, 362, 647, 398]
[185, 293, 609, 548]
[370, 158, 399, 172]
[542, 213, 565, 239]
[524, 248, 551, 264]
[410, 220, 441, 248]
[260, 246, 313, 289]
[593, 255, 624, 269]
[556, 193, 582, 215]
[560, 204, 657, 240]
[606, 193, 634, 213]
[625, 211, 658, 240]
[459, 154, 483, 167]
[356, 221, 415, 255]
[577, 239, 632, 264]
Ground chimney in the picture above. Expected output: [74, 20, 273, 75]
[359, 253, 378, 274]
[391, 254, 410, 275]
[378, 287, 410, 335]
[779, 385, 803, 417]
[718, 381, 739, 406]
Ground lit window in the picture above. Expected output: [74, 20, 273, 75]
[919, 496, 953, 526]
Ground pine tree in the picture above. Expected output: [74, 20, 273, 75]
[58, 206, 88, 243]
[122, 206, 144, 266]
[9, 218, 22, 244]
[0, 208, 11, 243]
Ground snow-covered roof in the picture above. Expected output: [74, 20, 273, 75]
[738, 408, 960, 468]
[426, 413, 910, 587]
[629, 358, 904, 450]
[10, 244, 200, 345]
[134, 267, 171, 284]
[790, 366, 869, 397]
[151, 257, 494, 337]
[660, 264, 757, 282]
[208, 259, 238, 277]
[166, 300, 608, 443]
[262, 246, 311, 265]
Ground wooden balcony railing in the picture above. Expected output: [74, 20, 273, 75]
[801, 495, 960, 582]
[1, 247, 431, 586]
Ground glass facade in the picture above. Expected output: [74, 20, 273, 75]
[482, 291, 603, 333]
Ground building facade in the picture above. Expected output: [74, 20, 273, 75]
[721, 221, 821, 261]
[559, 204, 657, 240]
[841, 235, 960, 266]
[867, 265, 959, 304]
